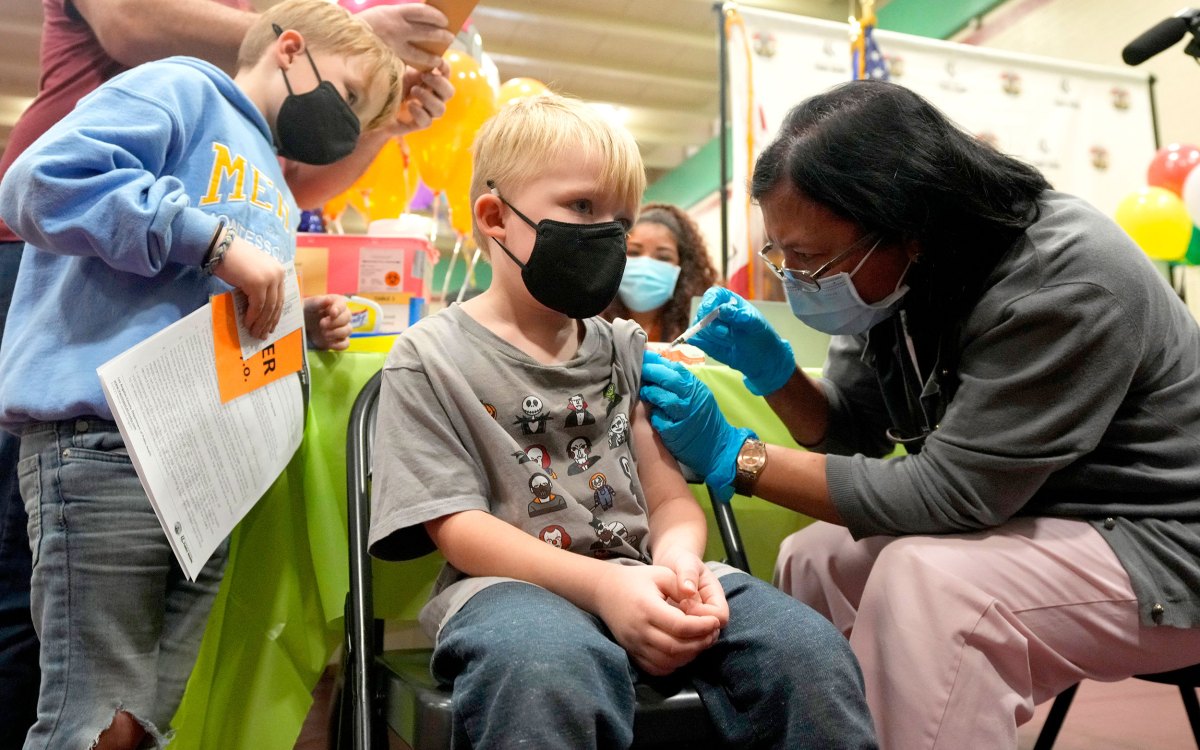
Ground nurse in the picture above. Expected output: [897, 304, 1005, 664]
[640, 80, 1200, 749]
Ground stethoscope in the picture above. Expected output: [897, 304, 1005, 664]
[884, 309, 938, 446]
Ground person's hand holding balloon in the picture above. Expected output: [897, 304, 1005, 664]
[349, 1, 456, 72]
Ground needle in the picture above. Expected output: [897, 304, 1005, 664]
[669, 308, 720, 348]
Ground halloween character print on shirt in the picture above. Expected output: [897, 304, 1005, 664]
[563, 394, 595, 427]
[566, 436, 601, 476]
[513, 444, 558, 479]
[607, 413, 629, 449]
[538, 524, 571, 549]
[522, 444, 558, 479]
[514, 394, 550, 434]
[527, 472, 566, 517]
[588, 517, 642, 560]
[589, 472, 615, 511]
[602, 380, 622, 416]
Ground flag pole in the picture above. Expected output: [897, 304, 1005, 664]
[716, 1, 730, 283]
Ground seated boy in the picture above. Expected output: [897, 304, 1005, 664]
[368, 94, 879, 749]
[0, 2, 402, 747]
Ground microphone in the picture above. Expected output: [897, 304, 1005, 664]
[1122, 9, 1200, 65]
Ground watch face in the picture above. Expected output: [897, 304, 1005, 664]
[739, 439, 767, 471]
[734, 439, 766, 495]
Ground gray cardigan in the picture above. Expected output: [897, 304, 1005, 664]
[819, 191, 1200, 628]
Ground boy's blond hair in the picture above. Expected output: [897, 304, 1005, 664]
[469, 94, 647, 256]
[238, 0, 401, 130]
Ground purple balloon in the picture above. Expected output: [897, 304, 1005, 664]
[408, 181, 434, 212]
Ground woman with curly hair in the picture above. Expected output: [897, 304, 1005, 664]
[604, 203, 721, 342]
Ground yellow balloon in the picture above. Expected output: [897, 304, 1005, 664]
[497, 77, 550, 108]
[363, 139, 410, 222]
[446, 148, 475, 236]
[1115, 186, 1192, 261]
[405, 49, 497, 192]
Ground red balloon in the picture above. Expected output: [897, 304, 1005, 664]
[338, 0, 419, 12]
[1147, 143, 1200, 197]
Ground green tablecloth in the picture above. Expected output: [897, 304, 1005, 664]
[169, 351, 813, 749]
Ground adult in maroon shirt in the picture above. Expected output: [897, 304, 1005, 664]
[0, 2, 453, 747]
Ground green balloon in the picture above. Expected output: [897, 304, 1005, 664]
[1188, 227, 1200, 266]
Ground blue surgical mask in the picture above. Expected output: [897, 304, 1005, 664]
[784, 244, 911, 335]
[618, 256, 681, 313]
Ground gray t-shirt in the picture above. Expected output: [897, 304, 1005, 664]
[369, 305, 652, 638]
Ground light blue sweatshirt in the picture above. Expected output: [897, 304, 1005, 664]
[0, 57, 299, 431]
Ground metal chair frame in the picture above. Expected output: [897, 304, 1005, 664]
[1033, 667, 1200, 750]
[334, 369, 752, 750]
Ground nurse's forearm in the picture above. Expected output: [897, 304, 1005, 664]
[764, 369, 829, 448]
[751, 446, 844, 525]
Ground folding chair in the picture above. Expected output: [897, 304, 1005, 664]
[1033, 665, 1200, 750]
[334, 369, 752, 750]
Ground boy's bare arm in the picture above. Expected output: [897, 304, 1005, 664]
[425, 509, 721, 676]
[632, 399, 708, 562]
[632, 397, 731, 626]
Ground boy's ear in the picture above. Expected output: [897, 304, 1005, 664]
[274, 29, 305, 70]
[475, 193, 507, 244]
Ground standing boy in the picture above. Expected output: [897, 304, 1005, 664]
[0, 1, 402, 747]
[368, 94, 878, 749]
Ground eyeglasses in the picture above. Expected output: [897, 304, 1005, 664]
[759, 233, 882, 291]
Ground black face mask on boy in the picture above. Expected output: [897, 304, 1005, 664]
[488, 180, 628, 320]
[272, 24, 360, 166]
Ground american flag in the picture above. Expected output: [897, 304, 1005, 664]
[850, 2, 890, 81]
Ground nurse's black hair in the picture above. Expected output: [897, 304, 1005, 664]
[751, 80, 1050, 314]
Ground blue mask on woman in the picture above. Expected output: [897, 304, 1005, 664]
[618, 256, 681, 313]
[784, 243, 910, 335]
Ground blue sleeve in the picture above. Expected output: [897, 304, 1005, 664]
[0, 84, 220, 276]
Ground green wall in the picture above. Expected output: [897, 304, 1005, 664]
[430, 249, 491, 298]
[877, 0, 1007, 39]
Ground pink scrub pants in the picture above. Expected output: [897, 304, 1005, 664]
[775, 517, 1200, 749]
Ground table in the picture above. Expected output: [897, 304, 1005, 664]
[169, 351, 815, 749]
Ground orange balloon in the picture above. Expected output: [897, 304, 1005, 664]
[497, 77, 550, 108]
[405, 50, 496, 192]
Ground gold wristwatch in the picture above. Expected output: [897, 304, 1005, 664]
[733, 437, 767, 496]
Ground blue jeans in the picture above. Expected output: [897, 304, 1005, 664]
[0, 241, 36, 750]
[17, 420, 228, 749]
[433, 573, 878, 749]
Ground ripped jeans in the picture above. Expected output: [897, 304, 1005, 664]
[17, 420, 227, 749]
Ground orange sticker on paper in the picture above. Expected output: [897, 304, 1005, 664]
[212, 292, 304, 404]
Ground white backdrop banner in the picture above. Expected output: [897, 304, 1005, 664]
[724, 6, 1157, 290]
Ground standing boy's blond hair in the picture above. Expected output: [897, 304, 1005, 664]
[469, 94, 646, 256]
[238, 0, 402, 130]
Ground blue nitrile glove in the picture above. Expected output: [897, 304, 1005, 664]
[640, 350, 756, 503]
[688, 286, 795, 397]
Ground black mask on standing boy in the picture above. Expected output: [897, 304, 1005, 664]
[272, 24, 360, 166]
[488, 180, 628, 319]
